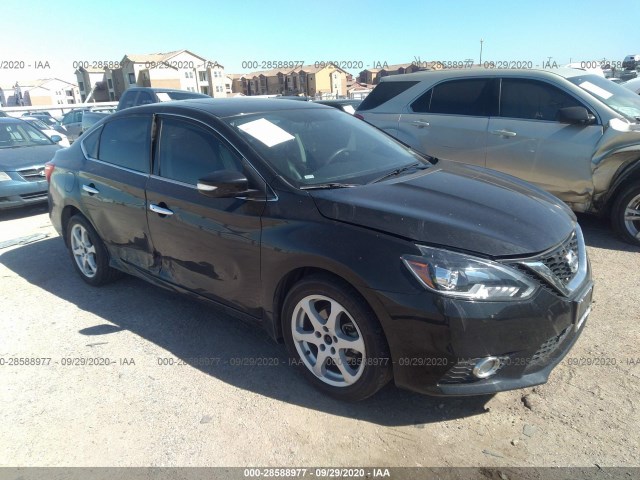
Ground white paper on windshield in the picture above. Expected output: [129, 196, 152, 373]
[343, 105, 356, 115]
[579, 81, 613, 100]
[156, 92, 172, 102]
[238, 118, 294, 147]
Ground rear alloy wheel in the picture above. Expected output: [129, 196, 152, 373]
[611, 185, 640, 246]
[282, 276, 392, 401]
[66, 215, 121, 286]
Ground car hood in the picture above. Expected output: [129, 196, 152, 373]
[309, 162, 575, 257]
[0, 144, 61, 171]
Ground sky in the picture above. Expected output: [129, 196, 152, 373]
[2, 0, 639, 85]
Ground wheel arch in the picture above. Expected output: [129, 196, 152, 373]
[603, 158, 640, 213]
[267, 266, 391, 346]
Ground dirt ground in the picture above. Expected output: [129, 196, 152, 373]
[0, 204, 638, 471]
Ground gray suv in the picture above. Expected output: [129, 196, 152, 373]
[357, 68, 640, 245]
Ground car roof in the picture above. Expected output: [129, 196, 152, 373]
[378, 67, 591, 83]
[126, 86, 209, 95]
[126, 97, 331, 118]
[0, 117, 24, 123]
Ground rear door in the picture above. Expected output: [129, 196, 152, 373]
[486, 78, 602, 206]
[396, 78, 495, 165]
[145, 114, 265, 315]
[78, 114, 154, 270]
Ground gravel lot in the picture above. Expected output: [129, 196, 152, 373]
[1, 204, 638, 470]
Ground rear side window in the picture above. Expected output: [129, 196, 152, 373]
[357, 81, 418, 111]
[500, 79, 583, 121]
[136, 91, 155, 105]
[98, 116, 151, 172]
[412, 79, 492, 116]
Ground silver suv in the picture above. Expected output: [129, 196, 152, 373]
[356, 68, 640, 245]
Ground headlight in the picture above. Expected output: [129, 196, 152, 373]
[0, 171, 12, 182]
[402, 246, 537, 301]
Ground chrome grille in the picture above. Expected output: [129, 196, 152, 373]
[515, 228, 586, 297]
[17, 166, 46, 182]
[539, 234, 579, 284]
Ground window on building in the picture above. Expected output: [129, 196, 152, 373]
[199, 71, 207, 82]
[79, 81, 85, 92]
[201, 86, 209, 95]
[107, 79, 113, 89]
[128, 73, 135, 84]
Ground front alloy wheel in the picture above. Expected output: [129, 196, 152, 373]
[612, 185, 640, 246]
[282, 275, 392, 401]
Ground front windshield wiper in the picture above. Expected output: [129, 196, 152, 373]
[300, 183, 359, 190]
[368, 162, 430, 184]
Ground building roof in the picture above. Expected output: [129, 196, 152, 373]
[122, 49, 208, 65]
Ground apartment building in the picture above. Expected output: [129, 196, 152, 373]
[119, 49, 227, 98]
[0, 79, 80, 106]
[357, 62, 431, 85]
[75, 67, 110, 102]
[235, 64, 349, 98]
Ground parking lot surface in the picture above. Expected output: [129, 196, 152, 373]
[1, 205, 639, 467]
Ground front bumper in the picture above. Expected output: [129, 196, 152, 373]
[371, 277, 593, 396]
[0, 178, 48, 210]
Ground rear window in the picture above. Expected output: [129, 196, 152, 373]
[357, 81, 418, 111]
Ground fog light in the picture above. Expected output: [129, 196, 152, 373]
[472, 357, 501, 379]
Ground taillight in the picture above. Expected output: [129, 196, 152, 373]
[44, 162, 55, 183]
[354, 113, 365, 121]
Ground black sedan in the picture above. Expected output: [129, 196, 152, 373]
[0, 117, 63, 209]
[47, 99, 593, 401]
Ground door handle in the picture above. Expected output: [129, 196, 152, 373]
[490, 129, 517, 137]
[410, 120, 430, 128]
[82, 184, 99, 195]
[149, 203, 174, 216]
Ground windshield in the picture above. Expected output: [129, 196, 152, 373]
[224, 107, 429, 186]
[567, 74, 640, 122]
[0, 121, 54, 148]
[23, 118, 50, 131]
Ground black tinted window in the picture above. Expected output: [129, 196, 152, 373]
[357, 81, 418, 111]
[427, 79, 491, 116]
[410, 89, 432, 113]
[98, 116, 151, 172]
[119, 91, 137, 109]
[157, 118, 242, 185]
[500, 79, 583, 121]
[81, 126, 101, 158]
[136, 91, 154, 105]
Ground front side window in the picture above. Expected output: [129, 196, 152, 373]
[412, 79, 492, 116]
[157, 117, 242, 185]
[98, 116, 151, 172]
[500, 79, 584, 121]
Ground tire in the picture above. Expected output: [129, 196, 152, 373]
[611, 184, 640, 246]
[282, 275, 392, 401]
[66, 215, 122, 286]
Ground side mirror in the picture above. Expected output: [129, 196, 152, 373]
[50, 135, 62, 143]
[197, 170, 249, 198]
[557, 106, 596, 125]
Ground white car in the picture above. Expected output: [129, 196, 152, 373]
[21, 117, 70, 147]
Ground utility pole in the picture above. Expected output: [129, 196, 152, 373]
[479, 39, 484, 65]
